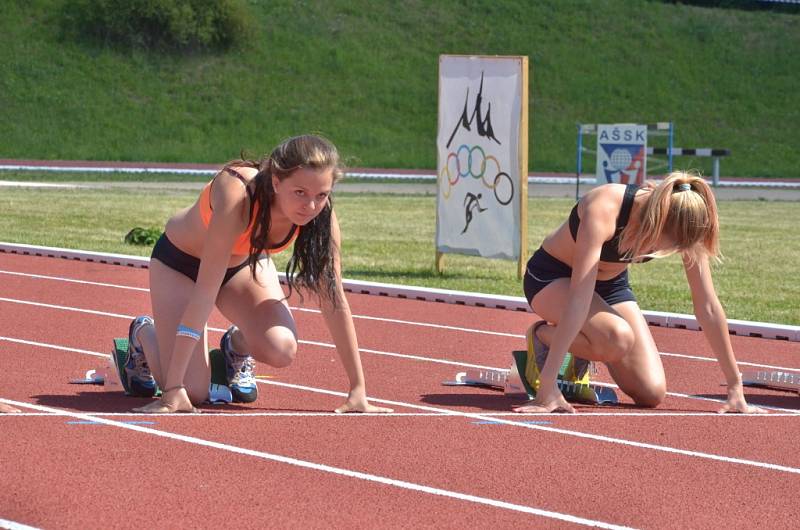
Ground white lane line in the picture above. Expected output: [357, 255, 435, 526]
[2, 271, 798, 369]
[0, 270, 149, 292]
[3, 411, 798, 418]
[0, 298, 503, 371]
[0, 270, 518, 338]
[0, 297, 133, 320]
[1, 293, 798, 374]
[654, 350, 799, 371]
[2, 338, 800, 472]
[2, 411, 448, 418]
[3, 270, 798, 361]
[256, 380, 800, 475]
[2, 301, 800, 413]
[0, 398, 635, 530]
[0, 336, 108, 358]
[300, 338, 500, 370]
[295, 306, 521, 338]
[0, 518, 41, 530]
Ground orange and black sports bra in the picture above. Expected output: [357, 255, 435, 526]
[569, 184, 650, 263]
[198, 167, 298, 256]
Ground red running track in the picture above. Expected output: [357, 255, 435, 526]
[1, 252, 799, 529]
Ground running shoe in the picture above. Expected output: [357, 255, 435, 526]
[523, 320, 551, 393]
[523, 321, 597, 402]
[124, 316, 158, 397]
[220, 326, 258, 403]
[207, 383, 233, 404]
[563, 355, 594, 384]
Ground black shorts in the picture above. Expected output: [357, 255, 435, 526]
[151, 233, 251, 287]
[523, 247, 636, 307]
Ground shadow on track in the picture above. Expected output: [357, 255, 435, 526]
[30, 392, 300, 413]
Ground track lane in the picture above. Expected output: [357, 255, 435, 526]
[3, 252, 800, 529]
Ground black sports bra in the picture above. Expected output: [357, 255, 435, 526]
[569, 184, 650, 263]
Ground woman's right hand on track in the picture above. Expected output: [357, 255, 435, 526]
[133, 386, 199, 414]
[717, 383, 767, 414]
[512, 385, 575, 414]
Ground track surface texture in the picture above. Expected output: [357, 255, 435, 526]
[1, 252, 798, 529]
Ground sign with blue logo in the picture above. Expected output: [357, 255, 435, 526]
[596, 124, 647, 184]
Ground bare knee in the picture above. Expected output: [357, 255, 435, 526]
[601, 322, 636, 362]
[630, 381, 666, 408]
[250, 330, 297, 368]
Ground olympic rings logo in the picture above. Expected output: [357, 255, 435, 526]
[439, 144, 514, 206]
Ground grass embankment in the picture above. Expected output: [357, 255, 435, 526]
[1, 1, 798, 177]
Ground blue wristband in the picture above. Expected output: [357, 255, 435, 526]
[176, 324, 202, 341]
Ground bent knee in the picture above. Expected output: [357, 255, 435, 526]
[251, 331, 297, 368]
[631, 382, 666, 408]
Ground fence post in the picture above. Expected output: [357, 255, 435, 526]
[712, 157, 720, 187]
[576, 124, 583, 201]
[668, 122, 674, 173]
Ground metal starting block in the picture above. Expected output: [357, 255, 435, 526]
[442, 350, 618, 405]
[69, 368, 106, 385]
[741, 369, 800, 393]
[443, 368, 509, 390]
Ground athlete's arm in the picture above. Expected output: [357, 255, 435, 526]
[161, 172, 249, 392]
[318, 209, 392, 413]
[532, 190, 617, 412]
[683, 254, 765, 414]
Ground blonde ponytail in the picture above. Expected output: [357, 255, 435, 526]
[619, 171, 721, 264]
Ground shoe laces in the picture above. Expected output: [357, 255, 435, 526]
[131, 350, 152, 378]
[230, 354, 256, 386]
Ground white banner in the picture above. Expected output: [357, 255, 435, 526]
[436, 55, 525, 260]
[595, 124, 647, 184]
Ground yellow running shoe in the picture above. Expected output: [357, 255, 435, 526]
[560, 354, 598, 403]
[524, 321, 550, 393]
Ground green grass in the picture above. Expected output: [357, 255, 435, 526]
[1, 1, 799, 178]
[1, 186, 797, 325]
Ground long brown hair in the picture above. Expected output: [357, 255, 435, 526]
[224, 134, 344, 301]
[619, 171, 721, 264]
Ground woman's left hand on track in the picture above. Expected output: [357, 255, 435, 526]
[132, 387, 200, 414]
[334, 388, 393, 414]
[717, 384, 767, 414]
[512, 385, 576, 414]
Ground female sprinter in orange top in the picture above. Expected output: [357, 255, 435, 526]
[516, 171, 765, 414]
[126, 134, 392, 414]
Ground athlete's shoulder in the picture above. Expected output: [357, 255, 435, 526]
[210, 166, 257, 211]
[583, 183, 625, 208]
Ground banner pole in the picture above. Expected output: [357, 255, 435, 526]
[517, 56, 529, 280]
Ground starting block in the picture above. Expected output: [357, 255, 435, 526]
[443, 351, 618, 405]
[69, 368, 106, 385]
[741, 369, 800, 393]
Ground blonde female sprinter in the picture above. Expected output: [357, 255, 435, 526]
[124, 134, 392, 414]
[516, 171, 765, 414]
